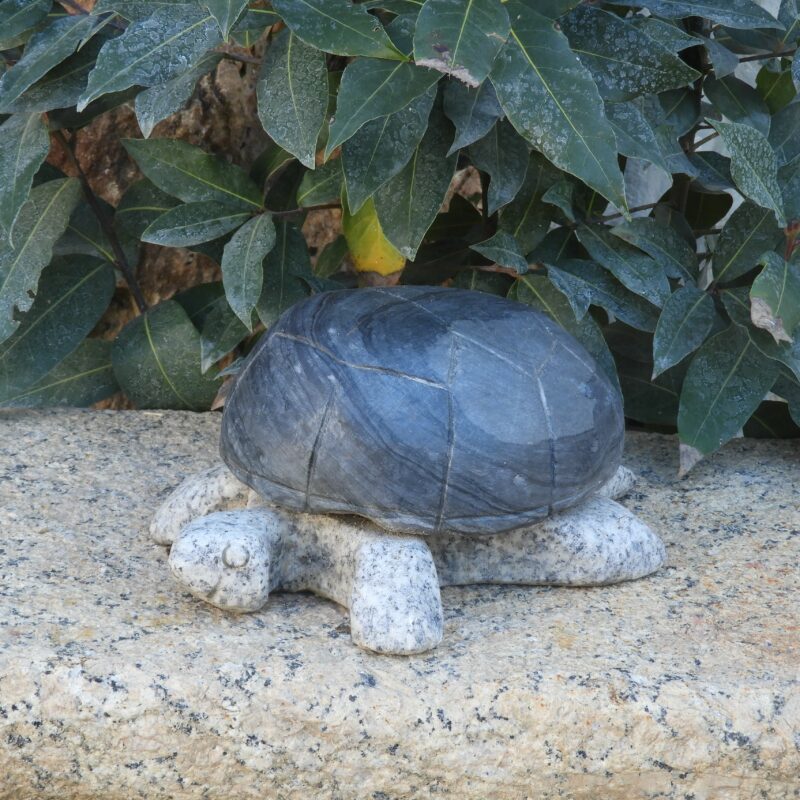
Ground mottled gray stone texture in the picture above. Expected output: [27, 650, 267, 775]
[1, 410, 799, 800]
[222, 287, 624, 535]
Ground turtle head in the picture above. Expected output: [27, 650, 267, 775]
[168, 509, 282, 612]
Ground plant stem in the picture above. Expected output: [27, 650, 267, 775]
[269, 202, 341, 217]
[689, 131, 719, 152]
[54, 130, 148, 313]
[216, 49, 261, 65]
[738, 47, 797, 63]
[599, 202, 659, 222]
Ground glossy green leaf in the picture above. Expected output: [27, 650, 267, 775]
[614, 352, 685, 427]
[490, 3, 626, 210]
[325, 58, 440, 156]
[142, 202, 252, 247]
[54, 199, 116, 263]
[200, 295, 250, 372]
[604, 101, 670, 175]
[92, 0, 194, 22]
[314, 234, 348, 278]
[780, 155, 800, 222]
[756, 65, 796, 114]
[678, 325, 779, 466]
[0, 178, 81, 344]
[689, 151, 734, 193]
[468, 119, 529, 215]
[624, 0, 783, 30]
[699, 36, 739, 79]
[256, 220, 312, 327]
[704, 75, 770, 136]
[373, 106, 457, 260]
[470, 230, 527, 274]
[612, 217, 698, 282]
[709, 120, 786, 226]
[779, 0, 800, 43]
[204, 0, 248, 37]
[511, 273, 620, 393]
[547, 259, 660, 331]
[256, 30, 328, 169]
[0, 35, 111, 115]
[112, 300, 221, 410]
[713, 202, 783, 283]
[79, 6, 221, 110]
[222, 213, 277, 327]
[0, 113, 49, 239]
[135, 52, 222, 139]
[0, 256, 115, 404]
[413, 0, 509, 87]
[722, 287, 800, 382]
[174, 281, 226, 331]
[298, 159, 344, 207]
[342, 84, 435, 213]
[1, 338, 118, 408]
[231, 7, 280, 45]
[0, 15, 99, 109]
[115, 178, 180, 243]
[497, 151, 560, 254]
[271, 0, 404, 60]
[540, 180, 579, 223]
[750, 251, 800, 343]
[561, 6, 698, 102]
[652, 286, 716, 378]
[0, 0, 51, 48]
[123, 138, 263, 210]
[442, 79, 503, 156]
[576, 223, 670, 307]
[768, 100, 800, 166]
[634, 18, 697, 51]
[536, 0, 581, 17]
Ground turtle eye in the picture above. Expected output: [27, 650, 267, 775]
[222, 542, 251, 569]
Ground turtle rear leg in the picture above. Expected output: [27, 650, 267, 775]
[150, 464, 250, 545]
[596, 464, 636, 500]
[432, 495, 665, 588]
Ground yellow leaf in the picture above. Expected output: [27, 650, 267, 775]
[342, 195, 405, 276]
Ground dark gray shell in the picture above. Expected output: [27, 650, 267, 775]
[221, 286, 624, 536]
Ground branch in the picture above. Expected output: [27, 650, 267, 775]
[738, 47, 797, 63]
[54, 131, 148, 313]
[216, 49, 261, 65]
[269, 203, 341, 217]
[598, 202, 659, 222]
[689, 131, 719, 153]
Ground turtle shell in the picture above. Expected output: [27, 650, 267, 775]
[221, 286, 624, 536]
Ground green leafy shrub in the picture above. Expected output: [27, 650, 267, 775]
[0, 0, 798, 473]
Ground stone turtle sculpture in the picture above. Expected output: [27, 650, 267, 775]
[150, 287, 666, 654]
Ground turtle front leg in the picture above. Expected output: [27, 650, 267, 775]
[349, 534, 443, 654]
[431, 495, 666, 588]
[150, 464, 251, 545]
[277, 515, 444, 655]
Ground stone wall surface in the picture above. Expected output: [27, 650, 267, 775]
[0, 410, 798, 800]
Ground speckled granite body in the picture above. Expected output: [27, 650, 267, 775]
[1, 410, 799, 799]
[157, 466, 664, 654]
[222, 287, 624, 535]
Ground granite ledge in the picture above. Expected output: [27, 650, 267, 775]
[0, 409, 798, 800]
